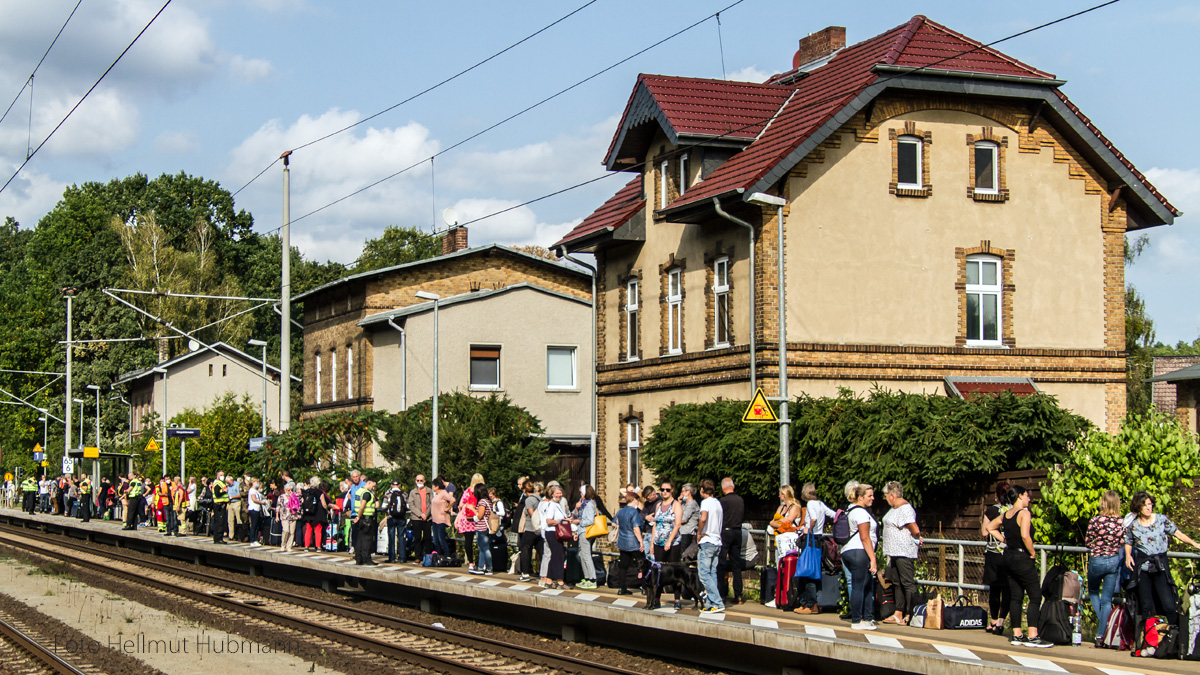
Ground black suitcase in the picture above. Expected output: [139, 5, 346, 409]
[761, 566, 778, 605]
[817, 570, 841, 610]
[606, 560, 625, 589]
[490, 538, 508, 573]
[269, 518, 282, 546]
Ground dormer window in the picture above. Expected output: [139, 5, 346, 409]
[897, 135, 923, 189]
[679, 153, 689, 195]
[660, 160, 669, 209]
[974, 141, 998, 194]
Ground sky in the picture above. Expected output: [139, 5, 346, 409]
[0, 0, 1196, 343]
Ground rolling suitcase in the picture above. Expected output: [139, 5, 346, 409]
[490, 537, 508, 574]
[761, 565, 778, 605]
[817, 570, 841, 610]
[269, 517, 282, 546]
[776, 554, 798, 610]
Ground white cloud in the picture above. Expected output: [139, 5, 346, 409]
[726, 65, 772, 83]
[1146, 167, 1200, 217]
[31, 89, 140, 156]
[448, 197, 580, 249]
[228, 55, 275, 83]
[153, 130, 198, 155]
[0, 164, 67, 229]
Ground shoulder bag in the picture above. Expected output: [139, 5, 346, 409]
[793, 532, 823, 580]
[585, 514, 609, 539]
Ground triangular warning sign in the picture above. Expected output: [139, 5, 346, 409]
[33, 443, 42, 453]
[145, 438, 160, 453]
[741, 388, 778, 424]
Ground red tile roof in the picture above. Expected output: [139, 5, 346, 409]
[889, 18, 1054, 79]
[954, 381, 1039, 401]
[553, 177, 643, 249]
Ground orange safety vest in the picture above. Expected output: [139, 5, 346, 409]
[154, 484, 172, 507]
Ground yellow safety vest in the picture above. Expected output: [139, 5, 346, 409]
[79, 479, 91, 495]
[127, 481, 144, 498]
[21, 478, 36, 492]
[355, 487, 376, 518]
[212, 479, 229, 503]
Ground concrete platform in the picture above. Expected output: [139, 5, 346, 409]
[0, 507, 1188, 675]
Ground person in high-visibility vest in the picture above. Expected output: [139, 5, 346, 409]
[77, 475, 92, 523]
[170, 478, 186, 537]
[20, 476, 37, 515]
[153, 477, 172, 533]
[123, 473, 144, 530]
[211, 471, 230, 544]
[352, 478, 379, 566]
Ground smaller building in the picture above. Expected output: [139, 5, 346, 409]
[114, 342, 296, 440]
[1151, 355, 1200, 418]
[1147, 359, 1200, 434]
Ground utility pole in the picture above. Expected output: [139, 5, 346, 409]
[280, 151, 292, 431]
[64, 290, 74, 460]
[747, 193, 790, 488]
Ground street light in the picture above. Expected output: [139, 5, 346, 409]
[152, 366, 168, 473]
[36, 409, 48, 454]
[746, 191, 790, 489]
[414, 290, 441, 477]
[72, 398, 85, 455]
[86, 385, 100, 449]
[248, 339, 269, 437]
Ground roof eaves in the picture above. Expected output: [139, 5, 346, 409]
[603, 79, 680, 171]
[357, 282, 591, 328]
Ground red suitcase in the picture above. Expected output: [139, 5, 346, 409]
[777, 553, 798, 609]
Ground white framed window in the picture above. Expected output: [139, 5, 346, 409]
[897, 135, 923, 189]
[331, 350, 338, 400]
[965, 255, 1002, 345]
[659, 160, 669, 208]
[469, 346, 501, 390]
[315, 353, 323, 405]
[546, 346, 576, 389]
[713, 257, 730, 348]
[667, 268, 682, 354]
[679, 153, 689, 195]
[347, 346, 354, 399]
[626, 279, 639, 361]
[222, 364, 227, 377]
[626, 419, 641, 485]
[974, 141, 998, 194]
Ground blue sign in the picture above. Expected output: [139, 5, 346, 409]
[32, 451, 44, 461]
[166, 427, 201, 439]
[249, 437, 271, 451]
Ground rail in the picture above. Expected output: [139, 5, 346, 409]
[0, 616, 89, 675]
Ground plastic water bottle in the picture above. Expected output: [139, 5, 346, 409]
[1071, 613, 1082, 646]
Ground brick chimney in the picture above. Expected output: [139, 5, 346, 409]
[442, 226, 469, 255]
[793, 26, 846, 69]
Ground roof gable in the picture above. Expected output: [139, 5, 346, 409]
[552, 177, 643, 249]
[113, 341, 299, 386]
[604, 74, 794, 170]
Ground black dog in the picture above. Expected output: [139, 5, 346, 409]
[639, 559, 703, 610]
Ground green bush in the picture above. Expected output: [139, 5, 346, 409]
[643, 387, 1092, 504]
[1034, 410, 1200, 543]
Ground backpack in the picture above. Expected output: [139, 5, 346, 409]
[821, 536, 843, 575]
[1099, 603, 1134, 650]
[1037, 598, 1075, 645]
[302, 489, 320, 516]
[386, 490, 407, 519]
[831, 505, 863, 546]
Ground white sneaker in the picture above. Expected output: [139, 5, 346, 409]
[852, 621, 877, 631]
[764, 600, 777, 608]
[249, 542, 261, 547]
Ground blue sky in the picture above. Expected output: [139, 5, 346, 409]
[0, 0, 1196, 343]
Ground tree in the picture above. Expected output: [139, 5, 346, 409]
[1126, 285, 1156, 416]
[354, 225, 441, 273]
[377, 392, 553, 502]
[1033, 410, 1199, 544]
[257, 410, 385, 480]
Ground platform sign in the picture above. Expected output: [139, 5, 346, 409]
[33, 451, 45, 462]
[249, 437, 271, 451]
[741, 388, 779, 424]
[83, 446, 100, 458]
[145, 438, 160, 453]
[166, 428, 200, 439]
[62, 457, 74, 474]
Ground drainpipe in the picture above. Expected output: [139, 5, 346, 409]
[746, 192, 789, 489]
[711, 198, 756, 394]
[558, 250, 598, 488]
[387, 318, 407, 411]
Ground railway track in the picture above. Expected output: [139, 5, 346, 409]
[0, 609, 91, 675]
[0, 525, 643, 675]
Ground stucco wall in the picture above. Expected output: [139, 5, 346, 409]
[370, 287, 594, 441]
[785, 109, 1106, 349]
[146, 350, 284, 432]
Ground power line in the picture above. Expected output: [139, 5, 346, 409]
[274, 0, 749, 230]
[0, 0, 83, 128]
[0, 0, 173, 197]
[230, 0, 599, 198]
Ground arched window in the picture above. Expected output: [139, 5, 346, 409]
[965, 255, 1002, 345]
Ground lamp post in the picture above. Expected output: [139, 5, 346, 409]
[86, 385, 100, 448]
[414, 290, 440, 478]
[37, 410, 47, 453]
[152, 366, 168, 473]
[248, 339, 269, 437]
[747, 192, 790, 489]
[72, 398, 85, 459]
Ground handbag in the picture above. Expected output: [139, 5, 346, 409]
[555, 520, 573, 542]
[942, 596, 988, 629]
[793, 532, 822, 580]
[584, 514, 608, 539]
[925, 594, 945, 629]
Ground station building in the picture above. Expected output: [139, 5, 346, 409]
[553, 17, 1180, 502]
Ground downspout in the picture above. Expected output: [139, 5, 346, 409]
[387, 318, 407, 411]
[559, 251, 598, 488]
[711, 198, 756, 393]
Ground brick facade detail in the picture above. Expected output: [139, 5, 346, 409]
[888, 120, 933, 197]
[955, 241, 1017, 348]
[658, 254, 686, 356]
[966, 127, 1010, 202]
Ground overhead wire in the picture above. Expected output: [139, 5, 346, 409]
[0, 0, 83, 128]
[229, 0, 600, 198]
[0, 0, 173, 196]
[267, 0, 749, 232]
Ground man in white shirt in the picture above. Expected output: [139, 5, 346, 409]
[696, 479, 725, 613]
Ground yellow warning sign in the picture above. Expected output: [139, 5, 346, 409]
[741, 388, 779, 424]
[40, 461, 48, 467]
[84, 446, 100, 458]
[33, 443, 42, 454]
[145, 438, 160, 453]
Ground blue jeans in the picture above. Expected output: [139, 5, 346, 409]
[843, 549, 874, 622]
[698, 542, 723, 609]
[843, 560, 854, 606]
[431, 523, 450, 556]
[476, 531, 493, 572]
[1088, 554, 1120, 640]
[387, 518, 407, 562]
